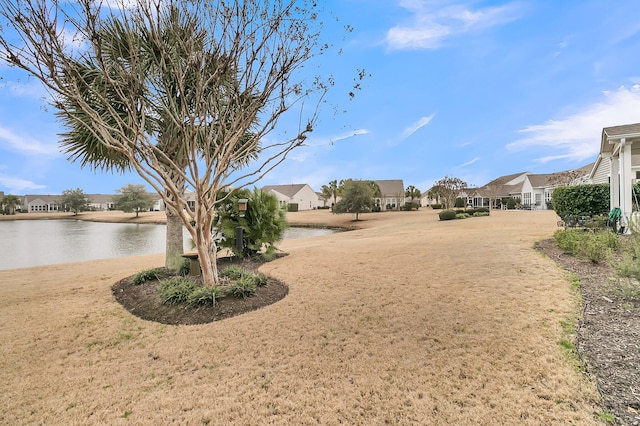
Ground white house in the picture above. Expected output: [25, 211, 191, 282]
[374, 179, 405, 211]
[22, 195, 61, 213]
[589, 122, 640, 229]
[261, 183, 319, 210]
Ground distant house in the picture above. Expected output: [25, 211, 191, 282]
[87, 194, 117, 211]
[456, 165, 592, 211]
[373, 179, 405, 211]
[261, 184, 318, 210]
[22, 195, 62, 213]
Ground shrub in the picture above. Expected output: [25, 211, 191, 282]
[431, 204, 443, 209]
[454, 197, 465, 208]
[220, 265, 247, 280]
[215, 188, 288, 258]
[554, 229, 580, 253]
[187, 285, 225, 306]
[554, 229, 620, 263]
[158, 277, 198, 305]
[439, 210, 457, 220]
[132, 267, 166, 285]
[455, 213, 469, 219]
[228, 276, 257, 298]
[552, 183, 609, 218]
[506, 198, 517, 209]
[287, 203, 299, 212]
[253, 273, 269, 287]
[473, 211, 490, 217]
[178, 258, 191, 276]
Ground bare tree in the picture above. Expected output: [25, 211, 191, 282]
[0, 0, 351, 286]
[433, 176, 468, 210]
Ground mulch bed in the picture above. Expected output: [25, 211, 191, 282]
[535, 239, 640, 426]
[112, 256, 288, 326]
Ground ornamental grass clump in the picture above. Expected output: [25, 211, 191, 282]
[187, 285, 225, 307]
[132, 267, 166, 285]
[158, 277, 198, 305]
[228, 276, 257, 298]
[220, 265, 247, 280]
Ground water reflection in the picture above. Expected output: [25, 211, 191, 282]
[0, 220, 334, 270]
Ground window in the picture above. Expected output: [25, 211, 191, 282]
[535, 193, 542, 206]
[523, 192, 531, 207]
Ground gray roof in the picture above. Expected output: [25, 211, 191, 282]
[261, 184, 309, 198]
[374, 179, 404, 196]
[527, 173, 556, 188]
[603, 123, 640, 139]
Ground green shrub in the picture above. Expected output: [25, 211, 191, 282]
[253, 273, 269, 287]
[158, 277, 197, 305]
[455, 213, 469, 219]
[552, 183, 609, 218]
[287, 203, 299, 212]
[215, 188, 289, 258]
[132, 267, 166, 285]
[178, 258, 191, 276]
[454, 197, 465, 208]
[554, 229, 582, 254]
[473, 211, 490, 217]
[506, 198, 517, 209]
[220, 265, 247, 280]
[187, 285, 225, 306]
[554, 229, 620, 263]
[228, 276, 257, 298]
[431, 204, 443, 209]
[439, 210, 457, 220]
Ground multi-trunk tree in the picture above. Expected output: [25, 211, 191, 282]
[0, 0, 351, 286]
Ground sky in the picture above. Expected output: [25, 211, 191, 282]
[2, 0, 640, 196]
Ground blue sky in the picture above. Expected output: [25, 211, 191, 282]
[2, 0, 640, 196]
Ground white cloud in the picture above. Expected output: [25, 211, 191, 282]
[386, 1, 523, 50]
[3, 80, 49, 100]
[0, 126, 60, 156]
[330, 129, 369, 145]
[456, 157, 479, 168]
[506, 85, 640, 163]
[401, 114, 435, 139]
[0, 174, 45, 193]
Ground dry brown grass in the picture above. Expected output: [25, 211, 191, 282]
[0, 209, 604, 425]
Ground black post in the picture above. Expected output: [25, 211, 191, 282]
[235, 226, 244, 256]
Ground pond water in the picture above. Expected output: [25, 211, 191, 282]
[0, 220, 334, 270]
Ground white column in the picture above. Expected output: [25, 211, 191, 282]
[609, 153, 619, 210]
[620, 138, 633, 230]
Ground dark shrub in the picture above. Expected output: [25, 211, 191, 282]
[431, 204, 443, 209]
[439, 210, 457, 220]
[552, 184, 609, 218]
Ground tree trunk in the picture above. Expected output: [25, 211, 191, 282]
[194, 216, 219, 286]
[165, 205, 184, 270]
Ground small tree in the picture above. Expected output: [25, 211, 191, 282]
[333, 179, 374, 220]
[60, 188, 90, 215]
[405, 185, 421, 209]
[1, 194, 20, 215]
[433, 176, 468, 211]
[113, 184, 155, 217]
[321, 180, 340, 209]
